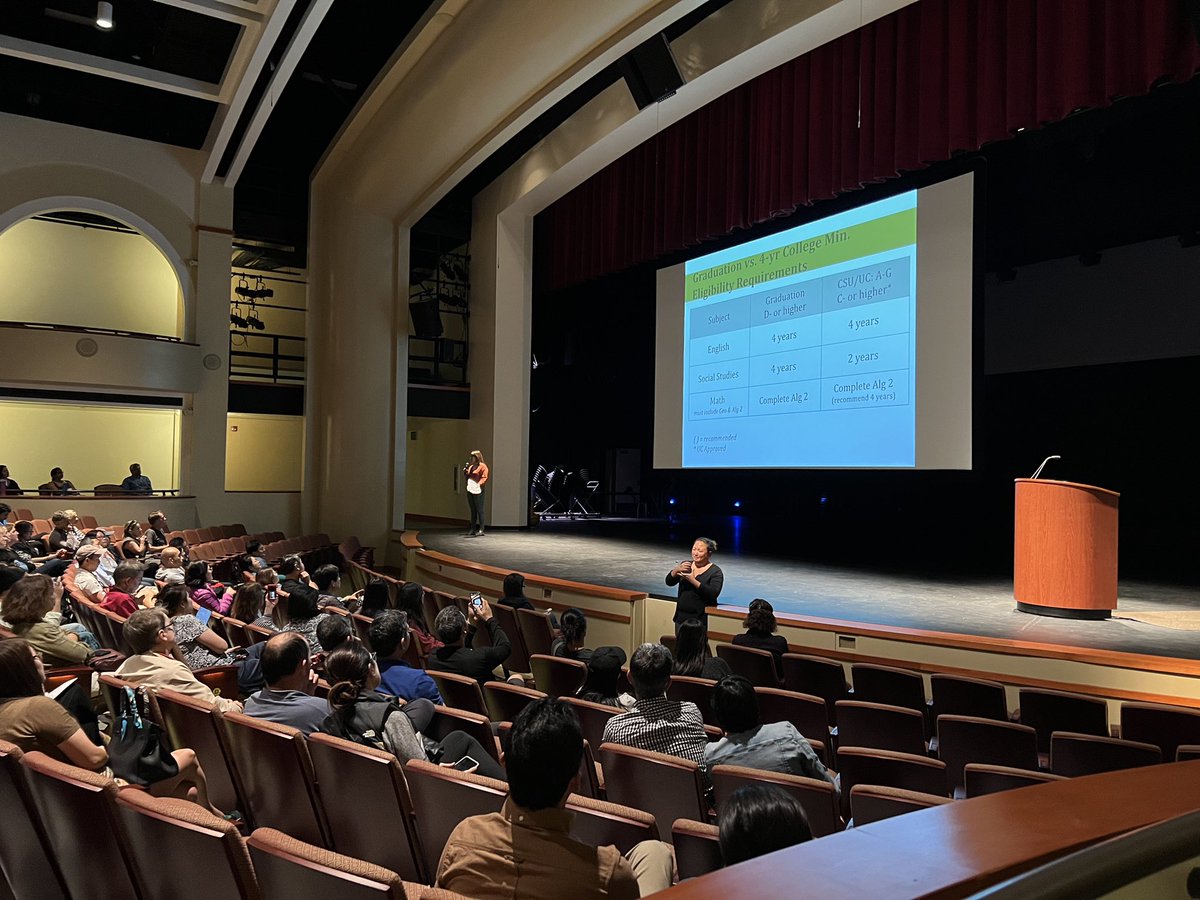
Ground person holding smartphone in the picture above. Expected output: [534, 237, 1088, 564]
[463, 450, 489, 537]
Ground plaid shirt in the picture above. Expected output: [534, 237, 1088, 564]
[602, 696, 708, 770]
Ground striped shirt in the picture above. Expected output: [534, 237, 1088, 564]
[601, 696, 708, 771]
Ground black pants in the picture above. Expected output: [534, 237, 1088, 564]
[467, 490, 485, 533]
[437, 730, 506, 781]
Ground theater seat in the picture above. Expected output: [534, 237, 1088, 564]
[1121, 702, 1200, 763]
[1049, 731, 1161, 777]
[835, 700, 926, 757]
[516, 608, 557, 658]
[710, 764, 842, 837]
[754, 687, 832, 763]
[247, 828, 406, 900]
[155, 688, 245, 815]
[307, 732, 427, 884]
[0, 741, 69, 900]
[19, 751, 142, 900]
[668, 676, 720, 727]
[937, 715, 1039, 796]
[115, 790, 259, 900]
[1017, 688, 1107, 756]
[962, 763, 1067, 798]
[483, 681, 546, 724]
[850, 785, 954, 825]
[566, 794, 660, 851]
[427, 670, 490, 718]
[530, 654, 587, 698]
[833, 746, 948, 820]
[598, 743, 709, 839]
[715, 643, 781, 687]
[781, 654, 848, 725]
[672, 819, 723, 880]
[404, 758, 508, 880]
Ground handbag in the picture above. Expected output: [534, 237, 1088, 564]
[86, 648, 126, 672]
[108, 686, 179, 786]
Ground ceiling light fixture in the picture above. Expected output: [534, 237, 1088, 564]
[95, 2, 114, 30]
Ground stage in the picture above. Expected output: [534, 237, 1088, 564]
[415, 517, 1200, 662]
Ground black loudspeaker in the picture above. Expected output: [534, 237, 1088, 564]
[1188, 0, 1200, 45]
[618, 34, 685, 109]
[409, 297, 443, 339]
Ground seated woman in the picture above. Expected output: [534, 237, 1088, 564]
[322, 642, 506, 780]
[156, 547, 186, 586]
[1, 573, 93, 667]
[580, 646, 634, 710]
[0, 638, 228, 817]
[672, 617, 732, 681]
[718, 783, 813, 866]
[160, 584, 231, 670]
[395, 580, 443, 655]
[733, 598, 789, 676]
[359, 578, 390, 620]
[185, 561, 233, 614]
[230, 582, 279, 632]
[119, 520, 148, 561]
[551, 608, 592, 662]
[281, 585, 329, 654]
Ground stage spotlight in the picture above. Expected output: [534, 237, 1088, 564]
[733, 500, 741, 509]
[820, 496, 828, 504]
[668, 498, 676, 505]
[96, 1, 114, 30]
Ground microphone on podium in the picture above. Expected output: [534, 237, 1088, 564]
[1029, 455, 1061, 480]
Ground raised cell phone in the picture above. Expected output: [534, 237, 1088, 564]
[470, 592, 483, 610]
[195, 606, 212, 626]
[453, 755, 479, 772]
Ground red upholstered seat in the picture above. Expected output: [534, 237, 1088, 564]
[937, 714, 1039, 795]
[850, 785, 954, 825]
[598, 742, 709, 839]
[1017, 688, 1107, 755]
[516, 608, 557, 659]
[962, 762, 1066, 798]
[404, 758, 508, 881]
[835, 700, 926, 757]
[483, 681, 546, 723]
[672, 819, 723, 880]
[1049, 731, 1162, 777]
[530, 653, 587, 698]
[1120, 702, 1200, 763]
[834, 746, 948, 819]
[155, 687, 246, 816]
[715, 643, 781, 687]
[930, 673, 1009, 723]
[428, 670, 490, 718]
[247, 827, 406, 899]
[0, 740, 69, 900]
[711, 764, 842, 837]
[781, 653, 848, 726]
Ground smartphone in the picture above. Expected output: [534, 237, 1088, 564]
[453, 755, 479, 772]
[470, 592, 483, 610]
[195, 606, 212, 626]
[266, 585, 278, 602]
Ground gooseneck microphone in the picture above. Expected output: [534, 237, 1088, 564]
[1029, 455, 1061, 480]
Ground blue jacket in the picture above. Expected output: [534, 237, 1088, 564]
[377, 658, 443, 704]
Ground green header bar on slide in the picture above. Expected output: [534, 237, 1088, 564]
[685, 208, 917, 301]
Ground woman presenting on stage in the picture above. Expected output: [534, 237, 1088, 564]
[463, 450, 489, 536]
[666, 537, 723, 629]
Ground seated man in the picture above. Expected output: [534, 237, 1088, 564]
[438, 698, 673, 899]
[121, 462, 153, 494]
[99, 562, 144, 617]
[705, 675, 836, 790]
[602, 642, 708, 777]
[38, 467, 78, 496]
[115, 607, 242, 714]
[45, 512, 77, 555]
[71, 545, 108, 603]
[497, 572, 536, 612]
[427, 601, 515, 685]
[243, 633, 328, 734]
[370, 610, 443, 704]
[311, 563, 351, 610]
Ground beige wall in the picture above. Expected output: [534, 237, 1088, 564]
[0, 217, 183, 337]
[225, 413, 304, 492]
[0, 399, 181, 492]
[404, 416, 472, 520]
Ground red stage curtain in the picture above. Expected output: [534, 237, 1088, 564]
[535, 0, 1200, 294]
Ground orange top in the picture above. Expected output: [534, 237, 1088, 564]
[467, 462, 489, 487]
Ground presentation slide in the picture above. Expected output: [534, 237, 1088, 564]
[653, 171, 975, 470]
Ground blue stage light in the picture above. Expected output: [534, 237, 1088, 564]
[733, 500, 741, 509]
[668, 498, 676, 505]
[820, 496, 828, 504]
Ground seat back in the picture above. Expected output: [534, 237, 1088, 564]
[221, 617, 253, 648]
[20, 751, 142, 900]
[598, 742, 708, 839]
[247, 827, 404, 900]
[781, 654, 847, 725]
[566, 794, 660, 851]
[962, 763, 1067, 798]
[428, 670, 490, 718]
[754, 687, 830, 760]
[715, 643, 780, 687]
[930, 673, 1009, 722]
[516, 608, 557, 658]
[672, 819, 723, 880]
[424, 706, 501, 763]
[483, 681, 546, 724]
[221, 711, 329, 847]
[404, 758, 508, 880]
[1018, 688, 1107, 754]
[562, 697, 622, 759]
[834, 700, 926, 757]
[851, 664, 927, 715]
[0, 741, 69, 900]
[306, 732, 426, 883]
[115, 790, 259, 900]
[711, 764, 842, 837]
[936, 714, 1039, 793]
[1050, 731, 1162, 777]
[1177, 745, 1200, 762]
[155, 688, 245, 814]
[850, 785, 953, 826]
[1120, 702, 1200, 762]
[530, 653, 587, 698]
[668, 675, 720, 726]
[833, 746, 948, 819]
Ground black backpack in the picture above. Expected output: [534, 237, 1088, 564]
[319, 693, 402, 752]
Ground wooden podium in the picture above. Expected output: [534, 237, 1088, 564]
[1014, 478, 1119, 619]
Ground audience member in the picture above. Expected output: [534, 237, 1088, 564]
[278, 555, 315, 596]
[580, 646, 634, 710]
[119, 520, 149, 560]
[312, 563, 352, 610]
[0, 568, 99, 651]
[672, 617, 732, 680]
[395, 580, 443, 654]
[86, 529, 120, 586]
[551, 607, 592, 661]
[732, 599, 789, 676]
[602, 642, 708, 778]
[230, 582, 279, 631]
[38, 468, 78, 496]
[282, 584, 329, 654]
[314, 614, 353, 675]
[359, 577, 391, 620]
[243, 633, 329, 734]
[0, 503, 10, 529]
[321, 642, 505, 778]
[121, 462, 153, 494]
[115, 607, 242, 713]
[718, 783, 812, 866]
[244, 540, 268, 571]
[428, 600, 517, 685]
[236, 553, 260, 583]
[159, 584, 231, 670]
[145, 512, 170, 553]
[370, 610, 443, 703]
[256, 568, 285, 625]
[2, 574, 93, 666]
[437, 698, 673, 898]
[99, 562, 144, 617]
[46, 512, 77, 555]
[66, 545, 110, 604]
[705, 675, 835, 788]
[498, 572, 535, 611]
[0, 464, 21, 495]
[156, 547, 186, 585]
[186, 561, 233, 613]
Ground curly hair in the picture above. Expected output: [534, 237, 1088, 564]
[743, 598, 777, 635]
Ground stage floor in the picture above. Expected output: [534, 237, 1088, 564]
[415, 518, 1200, 661]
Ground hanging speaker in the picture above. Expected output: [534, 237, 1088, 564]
[619, 34, 685, 110]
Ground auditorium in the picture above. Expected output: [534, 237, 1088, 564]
[3, 0, 1200, 897]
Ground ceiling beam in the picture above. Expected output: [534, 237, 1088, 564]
[152, 0, 265, 24]
[202, 0, 298, 182]
[224, 0, 335, 187]
[0, 35, 219, 101]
